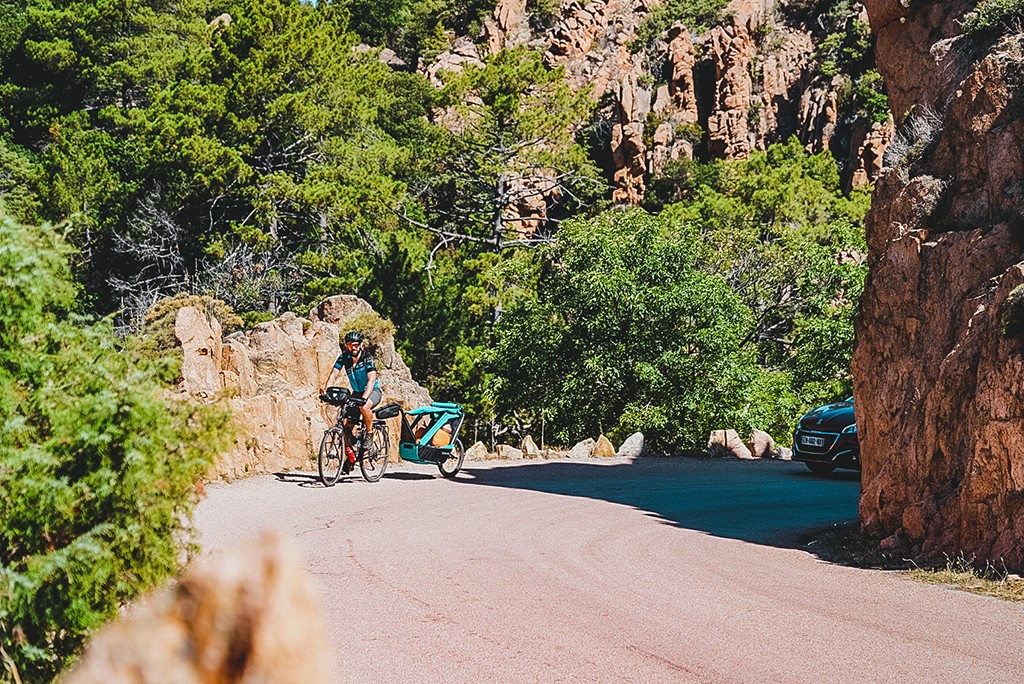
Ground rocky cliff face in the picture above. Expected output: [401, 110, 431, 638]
[853, 0, 1024, 567]
[177, 296, 431, 479]
[436, 0, 891, 203]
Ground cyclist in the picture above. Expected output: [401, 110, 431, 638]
[323, 330, 382, 472]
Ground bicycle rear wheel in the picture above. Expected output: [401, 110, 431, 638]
[318, 427, 345, 486]
[438, 438, 465, 479]
[360, 423, 390, 482]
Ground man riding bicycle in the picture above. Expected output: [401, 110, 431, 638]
[322, 330, 382, 473]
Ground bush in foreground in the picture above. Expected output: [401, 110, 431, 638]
[0, 215, 231, 682]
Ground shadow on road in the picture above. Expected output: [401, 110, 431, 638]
[273, 469, 438, 486]
[273, 471, 325, 488]
[455, 457, 862, 557]
[382, 471, 436, 481]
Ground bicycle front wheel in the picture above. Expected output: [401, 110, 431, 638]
[360, 423, 390, 482]
[438, 438, 465, 479]
[318, 427, 345, 486]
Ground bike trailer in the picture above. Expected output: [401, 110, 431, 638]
[399, 401, 465, 465]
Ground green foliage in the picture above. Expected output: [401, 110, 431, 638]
[803, 0, 889, 124]
[658, 139, 867, 412]
[850, 69, 890, 124]
[336, 311, 398, 353]
[0, 0, 440, 325]
[961, 0, 1024, 36]
[0, 214, 232, 683]
[526, 0, 561, 27]
[390, 0, 495, 62]
[1000, 284, 1024, 339]
[632, 0, 730, 54]
[489, 209, 797, 450]
[384, 47, 601, 411]
[343, 0, 412, 44]
[0, 139, 41, 224]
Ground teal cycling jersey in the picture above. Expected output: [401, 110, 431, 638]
[334, 351, 380, 394]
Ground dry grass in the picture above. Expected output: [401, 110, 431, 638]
[803, 524, 1024, 602]
[909, 556, 1024, 602]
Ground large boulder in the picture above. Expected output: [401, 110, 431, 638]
[496, 444, 525, 460]
[177, 296, 431, 479]
[854, 0, 1024, 568]
[64, 534, 332, 683]
[466, 441, 489, 461]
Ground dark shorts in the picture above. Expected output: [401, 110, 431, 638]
[356, 387, 382, 409]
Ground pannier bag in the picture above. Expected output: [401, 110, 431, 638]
[374, 402, 402, 419]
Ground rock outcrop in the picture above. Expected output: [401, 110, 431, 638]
[460, 0, 891, 203]
[853, 1, 1024, 567]
[64, 534, 332, 683]
[177, 296, 431, 479]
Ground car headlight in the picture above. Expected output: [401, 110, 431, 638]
[842, 423, 857, 434]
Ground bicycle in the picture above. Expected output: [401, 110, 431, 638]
[317, 386, 397, 486]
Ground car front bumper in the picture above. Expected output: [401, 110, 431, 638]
[791, 429, 860, 470]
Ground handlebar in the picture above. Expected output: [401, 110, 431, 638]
[319, 386, 366, 407]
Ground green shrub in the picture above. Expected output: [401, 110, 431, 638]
[489, 209, 798, 451]
[0, 215, 232, 683]
[961, 0, 1024, 35]
[338, 311, 397, 354]
[1001, 284, 1024, 338]
[631, 0, 731, 54]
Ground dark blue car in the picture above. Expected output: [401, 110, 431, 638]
[792, 398, 859, 475]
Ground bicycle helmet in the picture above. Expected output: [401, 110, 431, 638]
[343, 330, 363, 345]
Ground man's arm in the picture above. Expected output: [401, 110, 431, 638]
[322, 355, 345, 393]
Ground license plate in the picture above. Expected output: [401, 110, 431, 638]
[801, 435, 825, 447]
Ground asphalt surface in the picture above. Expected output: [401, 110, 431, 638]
[196, 457, 1024, 683]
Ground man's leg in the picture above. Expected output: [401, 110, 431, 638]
[358, 405, 373, 454]
[357, 389, 381, 455]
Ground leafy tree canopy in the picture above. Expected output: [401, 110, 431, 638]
[489, 209, 797, 450]
[657, 138, 869, 409]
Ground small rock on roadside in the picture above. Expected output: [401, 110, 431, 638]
[593, 434, 616, 457]
[496, 444, 524, 459]
[567, 438, 595, 458]
[466, 441, 488, 461]
[616, 432, 645, 458]
[522, 435, 541, 458]
[746, 429, 775, 459]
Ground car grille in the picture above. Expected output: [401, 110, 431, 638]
[795, 430, 840, 455]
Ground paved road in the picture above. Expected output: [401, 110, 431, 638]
[196, 457, 1024, 683]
